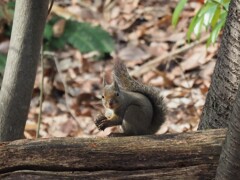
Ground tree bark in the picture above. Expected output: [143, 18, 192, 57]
[0, 129, 226, 179]
[216, 71, 240, 177]
[198, 0, 240, 130]
[0, 0, 49, 141]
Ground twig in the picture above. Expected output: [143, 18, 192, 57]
[130, 35, 210, 77]
[36, 46, 44, 138]
[48, 0, 54, 15]
[77, 0, 97, 12]
[44, 51, 81, 129]
[36, 0, 54, 138]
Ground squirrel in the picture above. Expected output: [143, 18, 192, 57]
[95, 59, 166, 136]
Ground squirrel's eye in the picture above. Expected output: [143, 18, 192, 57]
[116, 92, 119, 96]
[102, 95, 105, 99]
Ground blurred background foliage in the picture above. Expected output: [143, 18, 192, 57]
[0, 0, 230, 74]
[0, 0, 115, 76]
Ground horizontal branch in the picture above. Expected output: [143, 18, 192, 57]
[0, 129, 226, 179]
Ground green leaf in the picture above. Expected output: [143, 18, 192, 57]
[196, 1, 217, 27]
[198, 2, 216, 17]
[64, 21, 114, 53]
[203, 5, 217, 27]
[207, 17, 226, 45]
[49, 37, 67, 50]
[210, 0, 229, 11]
[222, 0, 230, 10]
[184, 0, 229, 44]
[187, 11, 205, 40]
[187, 15, 198, 41]
[194, 15, 204, 38]
[172, 0, 188, 26]
[46, 19, 114, 55]
[44, 24, 53, 40]
[219, 10, 227, 20]
[211, 5, 221, 28]
[0, 54, 7, 74]
[187, 2, 213, 41]
[7, 1, 15, 9]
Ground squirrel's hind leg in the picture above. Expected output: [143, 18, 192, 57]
[121, 105, 152, 135]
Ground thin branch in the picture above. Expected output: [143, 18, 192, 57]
[36, 0, 54, 138]
[36, 46, 44, 138]
[48, 0, 54, 15]
[44, 51, 81, 129]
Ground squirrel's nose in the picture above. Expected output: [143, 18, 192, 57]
[109, 100, 114, 107]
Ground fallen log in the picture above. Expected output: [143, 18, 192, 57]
[0, 128, 226, 179]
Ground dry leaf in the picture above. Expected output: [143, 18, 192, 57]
[53, 19, 66, 38]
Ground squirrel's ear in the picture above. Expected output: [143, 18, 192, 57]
[102, 72, 108, 86]
[114, 80, 120, 92]
[103, 76, 107, 86]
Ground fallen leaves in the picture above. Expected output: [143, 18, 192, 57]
[22, 0, 219, 138]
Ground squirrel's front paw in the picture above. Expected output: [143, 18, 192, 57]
[95, 114, 108, 131]
[98, 120, 109, 131]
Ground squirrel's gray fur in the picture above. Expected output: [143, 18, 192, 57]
[113, 59, 167, 134]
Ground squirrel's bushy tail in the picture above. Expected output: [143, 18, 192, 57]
[113, 59, 167, 134]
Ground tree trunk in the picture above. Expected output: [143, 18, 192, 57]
[0, 129, 226, 179]
[198, 0, 240, 130]
[0, 0, 49, 141]
[216, 72, 240, 177]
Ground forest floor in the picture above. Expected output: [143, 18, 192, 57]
[21, 0, 219, 138]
